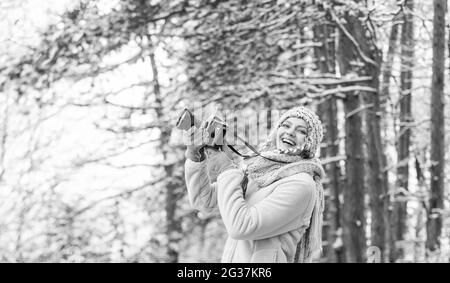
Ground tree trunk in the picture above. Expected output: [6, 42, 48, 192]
[313, 20, 344, 263]
[380, 22, 400, 108]
[346, 1, 388, 263]
[358, 30, 388, 265]
[393, 0, 414, 261]
[341, 92, 366, 263]
[337, 14, 367, 261]
[149, 40, 182, 263]
[380, 16, 401, 264]
[365, 70, 388, 262]
[426, 0, 446, 253]
[336, 0, 388, 262]
[414, 156, 426, 262]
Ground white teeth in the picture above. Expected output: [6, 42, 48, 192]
[282, 138, 295, 146]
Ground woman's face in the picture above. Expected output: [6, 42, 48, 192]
[276, 117, 308, 152]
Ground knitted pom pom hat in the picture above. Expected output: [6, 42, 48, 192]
[261, 106, 324, 158]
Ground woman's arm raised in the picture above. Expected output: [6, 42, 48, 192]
[185, 158, 218, 215]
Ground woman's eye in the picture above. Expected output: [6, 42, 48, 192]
[281, 123, 289, 128]
[296, 129, 307, 135]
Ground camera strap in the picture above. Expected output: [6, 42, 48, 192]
[227, 137, 290, 164]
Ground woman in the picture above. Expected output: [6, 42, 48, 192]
[184, 106, 325, 263]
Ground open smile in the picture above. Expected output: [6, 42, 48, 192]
[281, 137, 296, 146]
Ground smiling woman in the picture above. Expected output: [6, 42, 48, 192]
[183, 106, 325, 263]
[277, 117, 308, 152]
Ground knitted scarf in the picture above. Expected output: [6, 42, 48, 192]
[243, 150, 325, 263]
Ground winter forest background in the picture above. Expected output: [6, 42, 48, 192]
[0, 0, 448, 263]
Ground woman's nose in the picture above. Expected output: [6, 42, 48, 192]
[286, 127, 295, 135]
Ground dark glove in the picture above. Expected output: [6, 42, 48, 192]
[184, 123, 211, 162]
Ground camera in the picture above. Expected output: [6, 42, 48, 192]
[176, 108, 289, 163]
[175, 108, 226, 149]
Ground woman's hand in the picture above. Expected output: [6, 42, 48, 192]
[184, 122, 211, 162]
[206, 138, 242, 176]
